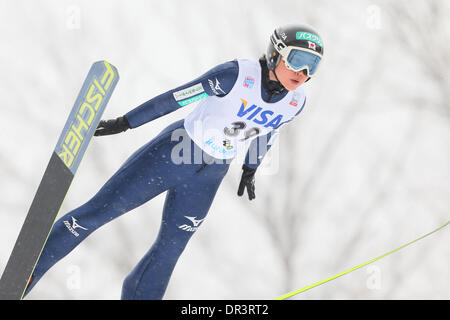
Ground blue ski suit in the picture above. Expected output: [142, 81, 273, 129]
[24, 58, 305, 299]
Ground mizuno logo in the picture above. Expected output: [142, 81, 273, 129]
[178, 216, 205, 232]
[208, 77, 226, 96]
[64, 216, 88, 237]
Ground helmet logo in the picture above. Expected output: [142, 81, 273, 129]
[307, 41, 317, 50]
[296, 31, 323, 47]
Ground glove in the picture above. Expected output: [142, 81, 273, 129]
[94, 116, 131, 136]
[237, 164, 257, 200]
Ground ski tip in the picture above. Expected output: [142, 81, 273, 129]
[92, 60, 120, 78]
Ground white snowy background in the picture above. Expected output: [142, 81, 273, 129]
[0, 0, 449, 300]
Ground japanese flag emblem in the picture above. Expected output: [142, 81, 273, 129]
[308, 41, 316, 50]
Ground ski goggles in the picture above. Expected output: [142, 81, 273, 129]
[270, 33, 322, 77]
[281, 47, 322, 77]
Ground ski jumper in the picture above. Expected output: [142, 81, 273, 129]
[24, 58, 306, 299]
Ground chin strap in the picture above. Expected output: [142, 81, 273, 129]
[270, 69, 285, 92]
[259, 57, 286, 95]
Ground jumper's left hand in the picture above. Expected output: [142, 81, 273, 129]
[237, 165, 257, 201]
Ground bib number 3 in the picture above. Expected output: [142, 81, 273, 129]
[224, 121, 260, 141]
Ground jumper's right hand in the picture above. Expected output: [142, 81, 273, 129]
[94, 116, 131, 136]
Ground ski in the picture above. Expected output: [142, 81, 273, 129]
[0, 61, 119, 299]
